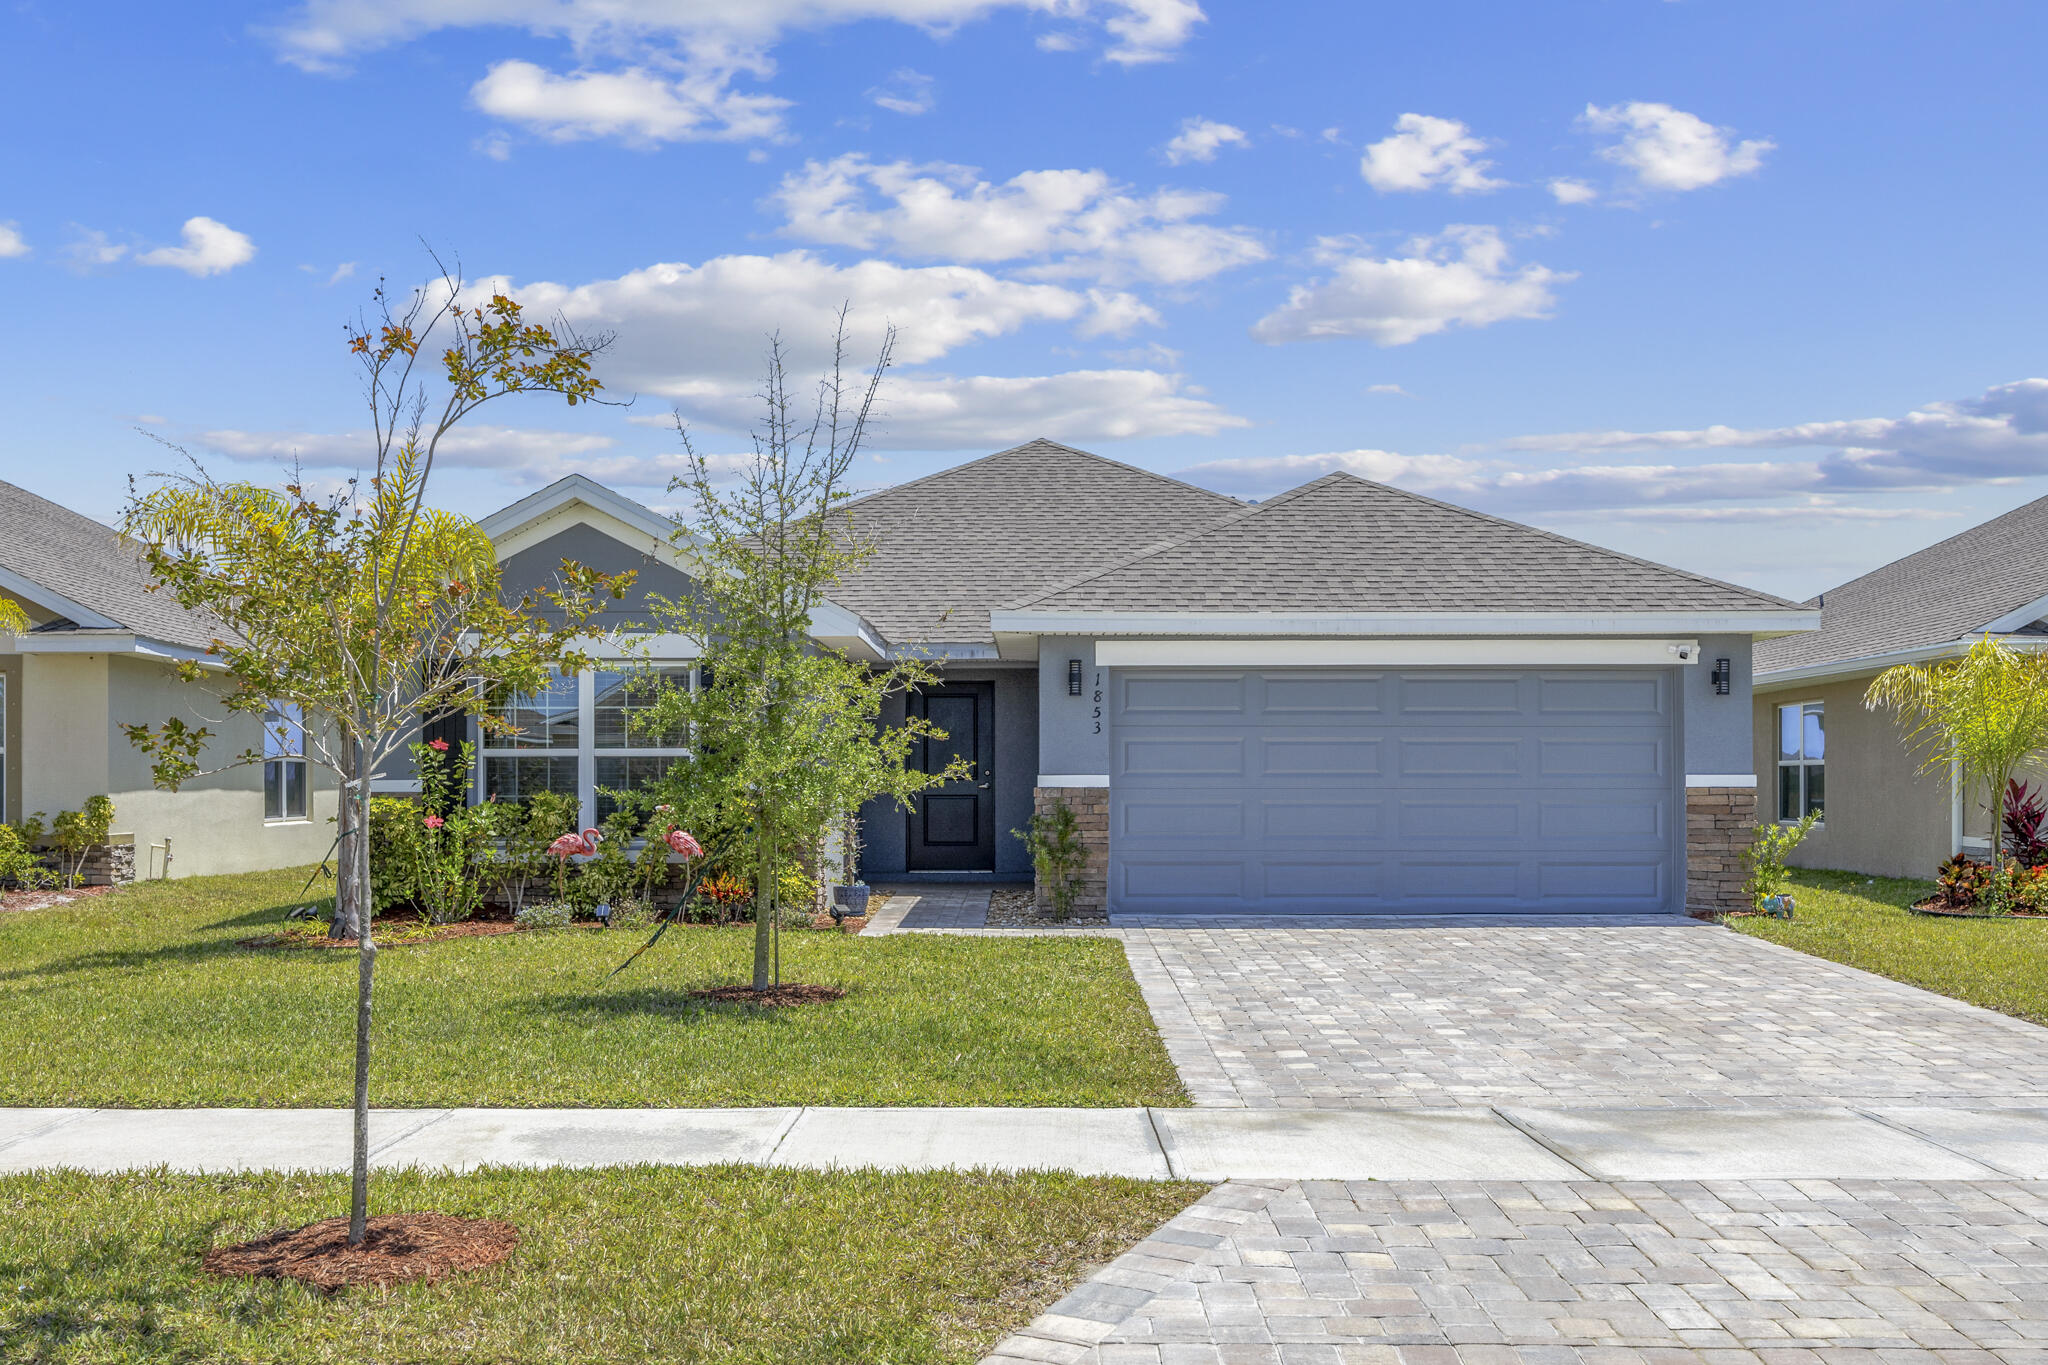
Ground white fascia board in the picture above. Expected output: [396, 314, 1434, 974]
[889, 642, 1002, 662]
[990, 609, 1822, 637]
[1752, 635, 2048, 691]
[480, 476, 704, 572]
[807, 599, 889, 662]
[0, 564, 123, 629]
[9, 632, 226, 668]
[1982, 592, 2048, 634]
[1094, 638, 1703, 668]
[1687, 774, 1758, 787]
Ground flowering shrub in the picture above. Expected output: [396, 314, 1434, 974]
[696, 872, 754, 923]
[367, 738, 487, 922]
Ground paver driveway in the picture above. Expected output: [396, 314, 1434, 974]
[1120, 923, 2048, 1110]
[987, 1177, 2048, 1364]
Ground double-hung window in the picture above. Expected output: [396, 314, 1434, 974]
[479, 665, 693, 825]
[264, 701, 309, 822]
[1776, 701, 1825, 822]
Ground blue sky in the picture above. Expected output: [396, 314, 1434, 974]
[3, 0, 2045, 600]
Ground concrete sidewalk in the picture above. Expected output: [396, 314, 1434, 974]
[8, 1103, 2048, 1181]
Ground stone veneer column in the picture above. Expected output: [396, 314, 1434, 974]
[1686, 785, 1756, 919]
[1031, 786, 1108, 916]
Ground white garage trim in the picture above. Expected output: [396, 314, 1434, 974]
[1686, 774, 1757, 787]
[1037, 773, 1109, 787]
[1094, 638, 1701, 669]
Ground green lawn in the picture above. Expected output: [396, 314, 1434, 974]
[0, 1165, 1200, 1364]
[0, 868, 1186, 1108]
[1731, 866, 2048, 1025]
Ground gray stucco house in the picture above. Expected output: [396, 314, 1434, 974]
[472, 439, 1815, 917]
[1754, 492, 2048, 880]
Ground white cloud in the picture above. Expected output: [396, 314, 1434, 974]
[1162, 117, 1249, 165]
[0, 222, 27, 258]
[201, 424, 633, 484]
[299, 261, 358, 285]
[273, 1, 1204, 142]
[1364, 383, 1408, 396]
[868, 67, 935, 115]
[64, 228, 129, 271]
[458, 249, 1238, 446]
[769, 154, 1266, 286]
[1252, 226, 1570, 346]
[1582, 101, 1772, 192]
[471, 59, 790, 145]
[1176, 380, 2048, 517]
[136, 217, 257, 277]
[1548, 177, 1597, 205]
[1359, 114, 1504, 194]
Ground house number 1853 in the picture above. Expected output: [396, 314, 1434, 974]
[1092, 670, 1103, 734]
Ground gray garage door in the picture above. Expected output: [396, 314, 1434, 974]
[1108, 668, 1678, 915]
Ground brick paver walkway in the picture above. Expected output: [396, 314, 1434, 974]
[986, 1178, 2048, 1364]
[1120, 925, 2048, 1110]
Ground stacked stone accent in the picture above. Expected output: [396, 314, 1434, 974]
[1686, 785, 1756, 918]
[1031, 785, 1108, 917]
[61, 842, 137, 887]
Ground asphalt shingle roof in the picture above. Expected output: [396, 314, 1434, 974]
[1010, 472, 1804, 616]
[826, 439, 1244, 643]
[1756, 490, 2048, 675]
[0, 479, 226, 652]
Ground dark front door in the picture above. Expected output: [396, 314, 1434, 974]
[906, 682, 996, 871]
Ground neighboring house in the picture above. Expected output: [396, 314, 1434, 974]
[1753, 493, 2048, 879]
[0, 479, 336, 879]
[468, 440, 1814, 917]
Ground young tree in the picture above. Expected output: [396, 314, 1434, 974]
[120, 271, 628, 1248]
[0, 601, 27, 634]
[636, 323, 964, 991]
[1867, 635, 2048, 874]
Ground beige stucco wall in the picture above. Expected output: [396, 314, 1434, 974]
[1752, 673, 1961, 879]
[103, 655, 337, 878]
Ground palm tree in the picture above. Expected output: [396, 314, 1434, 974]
[0, 598, 28, 634]
[1866, 635, 2048, 873]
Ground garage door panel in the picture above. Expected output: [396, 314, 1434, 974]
[1119, 735, 1246, 779]
[1118, 673, 1246, 716]
[1536, 859, 1665, 902]
[1260, 859, 1385, 900]
[1118, 797, 1245, 840]
[1110, 667, 1677, 915]
[1536, 735, 1667, 779]
[1538, 673, 1666, 719]
[1259, 735, 1383, 778]
[1397, 674, 1524, 716]
[1259, 797, 1383, 841]
[1397, 797, 1520, 841]
[1259, 674, 1385, 717]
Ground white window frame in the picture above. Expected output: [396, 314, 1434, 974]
[1776, 699, 1825, 826]
[476, 663, 695, 829]
[263, 701, 310, 824]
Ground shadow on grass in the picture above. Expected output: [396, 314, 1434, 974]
[0, 898, 340, 983]
[531, 984, 857, 1024]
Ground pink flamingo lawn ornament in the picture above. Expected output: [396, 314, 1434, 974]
[603, 825, 704, 983]
[547, 827, 602, 901]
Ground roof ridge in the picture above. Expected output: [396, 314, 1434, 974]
[0, 477, 123, 543]
[1002, 476, 1332, 610]
[1309, 470, 1808, 611]
[1801, 487, 2048, 607]
[840, 437, 1243, 514]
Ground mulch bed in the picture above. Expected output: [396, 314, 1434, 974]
[203, 1212, 518, 1290]
[0, 883, 117, 915]
[1910, 899, 2048, 919]
[688, 982, 847, 1008]
[986, 886, 1108, 928]
[810, 912, 868, 933]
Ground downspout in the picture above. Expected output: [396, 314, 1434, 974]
[1951, 757, 1966, 856]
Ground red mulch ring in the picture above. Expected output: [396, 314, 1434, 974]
[202, 1212, 518, 1290]
[1909, 898, 2048, 919]
[688, 982, 847, 1008]
[0, 883, 117, 915]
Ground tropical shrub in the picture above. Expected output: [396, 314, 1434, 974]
[1739, 808, 1820, 912]
[473, 788, 577, 914]
[608, 897, 658, 931]
[0, 824, 53, 891]
[697, 872, 754, 924]
[1992, 861, 2048, 914]
[2005, 778, 2048, 867]
[1936, 855, 1995, 910]
[513, 900, 573, 930]
[50, 795, 115, 890]
[579, 806, 646, 912]
[1016, 799, 1089, 921]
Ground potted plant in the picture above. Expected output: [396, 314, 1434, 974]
[830, 880, 870, 918]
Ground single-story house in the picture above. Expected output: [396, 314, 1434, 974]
[1754, 492, 2048, 879]
[0, 478, 337, 879]
[469, 439, 1816, 917]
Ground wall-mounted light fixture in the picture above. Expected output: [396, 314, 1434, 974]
[1712, 657, 1732, 695]
[1067, 659, 1083, 696]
